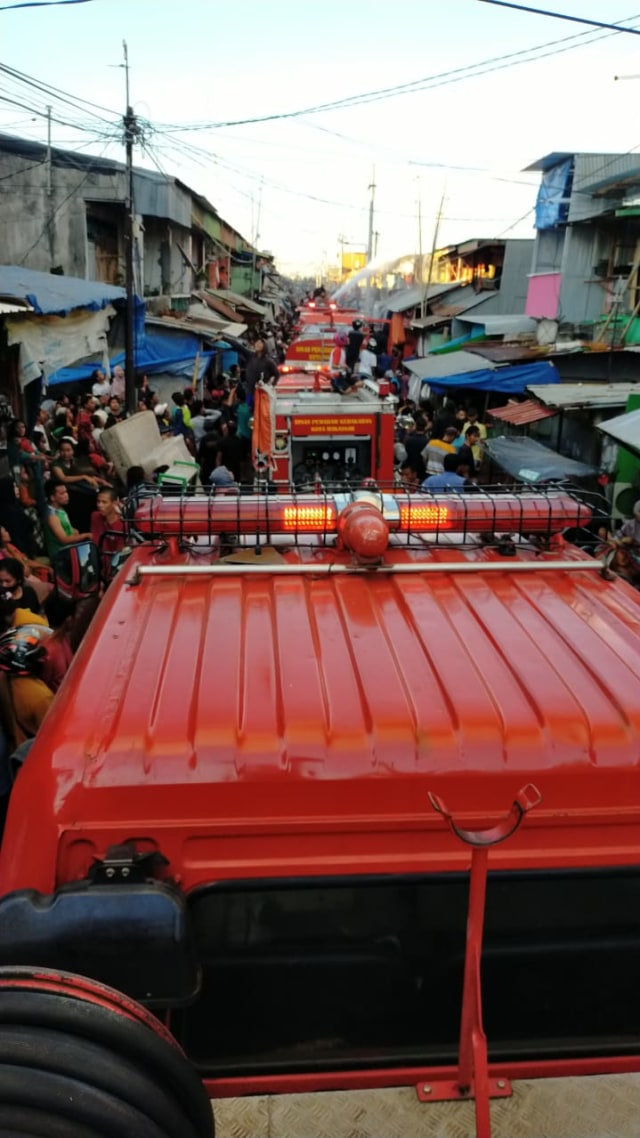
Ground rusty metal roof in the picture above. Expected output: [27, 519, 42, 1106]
[488, 399, 556, 425]
[464, 344, 541, 364]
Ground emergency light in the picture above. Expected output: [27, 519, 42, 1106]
[132, 491, 592, 540]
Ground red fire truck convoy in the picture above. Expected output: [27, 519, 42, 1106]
[0, 485, 637, 1137]
[284, 300, 387, 372]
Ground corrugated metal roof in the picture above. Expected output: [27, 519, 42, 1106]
[455, 314, 538, 335]
[405, 350, 496, 381]
[487, 399, 556, 425]
[465, 344, 541, 363]
[410, 290, 495, 327]
[523, 152, 574, 173]
[211, 288, 268, 317]
[39, 542, 640, 809]
[573, 153, 640, 195]
[385, 282, 459, 313]
[0, 300, 33, 314]
[596, 407, 640, 452]
[527, 382, 640, 409]
[199, 290, 241, 323]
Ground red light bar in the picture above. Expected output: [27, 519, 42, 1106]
[132, 492, 591, 541]
[398, 494, 591, 534]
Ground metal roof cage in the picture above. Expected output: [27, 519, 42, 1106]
[123, 483, 603, 551]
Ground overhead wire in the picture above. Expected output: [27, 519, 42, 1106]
[0, 0, 98, 10]
[477, 1, 640, 36]
[151, 12, 640, 131]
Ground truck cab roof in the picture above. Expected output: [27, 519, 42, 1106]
[7, 487, 639, 892]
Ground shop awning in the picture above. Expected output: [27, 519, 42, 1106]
[487, 399, 557, 426]
[414, 359, 561, 394]
[597, 407, 640, 454]
[486, 436, 597, 482]
[0, 264, 125, 315]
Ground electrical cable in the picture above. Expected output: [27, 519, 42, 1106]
[152, 12, 640, 131]
[477, 1, 640, 36]
[0, 0, 98, 10]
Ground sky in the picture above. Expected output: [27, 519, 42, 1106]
[2, 0, 640, 277]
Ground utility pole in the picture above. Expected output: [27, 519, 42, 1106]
[424, 187, 446, 317]
[45, 105, 56, 268]
[253, 178, 263, 300]
[366, 168, 376, 312]
[417, 177, 425, 318]
[122, 40, 139, 417]
[366, 167, 376, 261]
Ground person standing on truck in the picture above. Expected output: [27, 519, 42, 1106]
[45, 482, 91, 559]
[245, 340, 279, 409]
[346, 320, 364, 371]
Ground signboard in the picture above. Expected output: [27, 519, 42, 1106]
[285, 338, 332, 363]
[290, 415, 376, 437]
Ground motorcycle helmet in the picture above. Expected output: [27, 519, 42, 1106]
[0, 624, 52, 676]
[367, 336, 377, 350]
[333, 332, 348, 346]
[352, 319, 363, 331]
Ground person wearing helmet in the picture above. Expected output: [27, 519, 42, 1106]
[0, 598, 54, 750]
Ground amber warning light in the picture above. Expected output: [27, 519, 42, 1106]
[399, 504, 451, 530]
[282, 505, 337, 531]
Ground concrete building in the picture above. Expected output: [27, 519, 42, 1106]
[0, 133, 269, 301]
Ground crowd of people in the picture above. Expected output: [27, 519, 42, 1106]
[394, 401, 489, 491]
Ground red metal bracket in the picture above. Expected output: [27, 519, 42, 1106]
[417, 784, 542, 1138]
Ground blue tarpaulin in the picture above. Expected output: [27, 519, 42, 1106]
[534, 158, 573, 230]
[0, 265, 125, 315]
[47, 324, 227, 386]
[428, 360, 561, 395]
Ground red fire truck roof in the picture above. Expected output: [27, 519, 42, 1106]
[31, 537, 640, 828]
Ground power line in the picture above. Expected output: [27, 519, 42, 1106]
[152, 13, 640, 132]
[0, 0, 97, 10]
[0, 63, 119, 122]
[478, 1, 640, 35]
